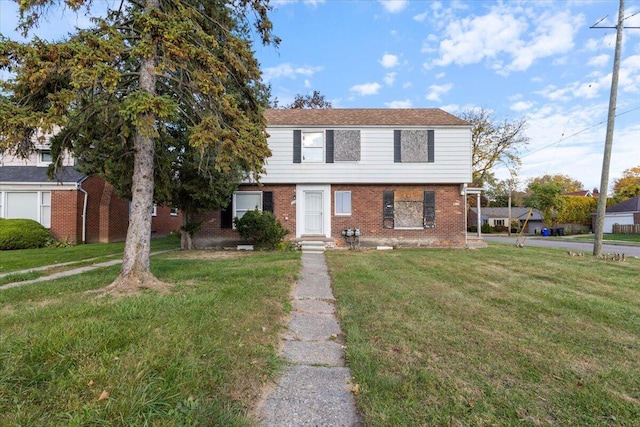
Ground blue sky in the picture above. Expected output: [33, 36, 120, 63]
[2, 0, 639, 191]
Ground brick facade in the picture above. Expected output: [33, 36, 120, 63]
[46, 176, 181, 244]
[194, 184, 466, 248]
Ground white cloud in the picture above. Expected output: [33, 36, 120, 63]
[304, 79, 311, 88]
[587, 54, 610, 67]
[262, 63, 322, 81]
[402, 81, 413, 89]
[427, 5, 582, 75]
[350, 82, 382, 96]
[425, 83, 452, 102]
[383, 72, 397, 86]
[386, 99, 413, 108]
[378, 0, 408, 13]
[380, 53, 399, 68]
[435, 72, 445, 79]
[413, 11, 428, 22]
[510, 101, 534, 112]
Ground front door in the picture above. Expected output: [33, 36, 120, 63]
[304, 191, 323, 235]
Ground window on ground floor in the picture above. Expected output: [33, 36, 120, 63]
[335, 191, 352, 216]
[222, 191, 274, 229]
[1, 191, 52, 228]
[383, 190, 435, 229]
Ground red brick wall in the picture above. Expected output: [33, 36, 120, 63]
[50, 190, 83, 244]
[194, 184, 466, 248]
[151, 206, 182, 237]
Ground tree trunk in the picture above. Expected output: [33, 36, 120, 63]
[180, 211, 194, 250]
[108, 0, 162, 290]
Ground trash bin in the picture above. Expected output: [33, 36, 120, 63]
[557, 227, 564, 236]
[541, 228, 549, 237]
[550, 228, 557, 236]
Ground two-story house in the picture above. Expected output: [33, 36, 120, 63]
[194, 108, 478, 249]
[0, 137, 180, 244]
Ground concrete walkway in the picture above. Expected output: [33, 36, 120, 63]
[0, 251, 173, 290]
[256, 252, 363, 427]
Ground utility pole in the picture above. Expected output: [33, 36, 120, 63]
[592, 0, 625, 257]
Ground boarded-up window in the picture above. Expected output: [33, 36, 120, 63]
[394, 130, 435, 163]
[334, 130, 360, 161]
[382, 190, 436, 229]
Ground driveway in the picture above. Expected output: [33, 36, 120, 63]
[483, 235, 640, 258]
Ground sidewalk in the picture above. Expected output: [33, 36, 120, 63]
[0, 251, 173, 290]
[255, 252, 363, 427]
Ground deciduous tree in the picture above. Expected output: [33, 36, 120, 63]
[460, 108, 529, 188]
[612, 166, 640, 202]
[0, 0, 278, 290]
[526, 174, 584, 194]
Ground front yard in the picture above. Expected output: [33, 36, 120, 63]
[1, 244, 638, 426]
[327, 246, 640, 426]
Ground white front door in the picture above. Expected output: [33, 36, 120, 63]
[296, 185, 331, 238]
[304, 191, 323, 235]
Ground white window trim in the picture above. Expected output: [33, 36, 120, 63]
[0, 190, 51, 228]
[334, 191, 352, 216]
[301, 131, 324, 163]
[170, 208, 178, 216]
[232, 191, 263, 227]
[151, 204, 157, 217]
[37, 150, 53, 167]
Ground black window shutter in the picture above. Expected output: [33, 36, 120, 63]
[427, 130, 435, 163]
[423, 191, 435, 228]
[262, 191, 274, 213]
[383, 190, 395, 229]
[393, 130, 401, 163]
[293, 130, 302, 163]
[325, 130, 334, 163]
[221, 196, 233, 229]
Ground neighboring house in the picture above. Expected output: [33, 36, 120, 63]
[597, 196, 640, 233]
[0, 145, 180, 244]
[194, 108, 479, 249]
[468, 207, 544, 234]
[564, 189, 599, 198]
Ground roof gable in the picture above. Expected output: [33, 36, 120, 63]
[264, 108, 470, 127]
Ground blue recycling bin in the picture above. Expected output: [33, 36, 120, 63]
[541, 228, 550, 237]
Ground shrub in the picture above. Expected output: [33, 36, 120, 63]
[0, 218, 52, 250]
[481, 223, 492, 234]
[234, 209, 289, 249]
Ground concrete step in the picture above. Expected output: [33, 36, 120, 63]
[300, 241, 326, 253]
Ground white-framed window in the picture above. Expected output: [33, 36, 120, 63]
[170, 208, 178, 216]
[38, 150, 53, 166]
[233, 191, 262, 220]
[302, 131, 324, 163]
[1, 191, 51, 228]
[335, 191, 352, 216]
[151, 204, 157, 217]
[40, 191, 51, 228]
[494, 219, 505, 226]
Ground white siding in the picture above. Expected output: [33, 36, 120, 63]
[260, 126, 471, 184]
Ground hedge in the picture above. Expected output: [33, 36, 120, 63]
[0, 218, 52, 250]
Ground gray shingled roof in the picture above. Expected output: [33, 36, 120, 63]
[470, 207, 543, 220]
[0, 166, 86, 183]
[265, 108, 470, 126]
[606, 196, 640, 213]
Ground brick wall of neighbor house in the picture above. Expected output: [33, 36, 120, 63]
[151, 206, 182, 237]
[50, 190, 83, 244]
[194, 183, 465, 248]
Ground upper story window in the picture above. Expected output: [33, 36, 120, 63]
[394, 130, 435, 163]
[37, 150, 52, 166]
[302, 132, 324, 162]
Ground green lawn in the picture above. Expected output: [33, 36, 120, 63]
[0, 250, 299, 426]
[570, 233, 640, 245]
[327, 245, 640, 426]
[0, 236, 181, 274]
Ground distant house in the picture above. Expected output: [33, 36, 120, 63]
[564, 189, 599, 198]
[193, 108, 483, 249]
[0, 144, 180, 244]
[598, 196, 640, 233]
[468, 207, 544, 234]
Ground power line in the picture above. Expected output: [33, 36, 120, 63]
[520, 105, 640, 158]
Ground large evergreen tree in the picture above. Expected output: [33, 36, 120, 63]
[0, 0, 278, 290]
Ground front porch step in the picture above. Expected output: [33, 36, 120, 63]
[299, 240, 327, 253]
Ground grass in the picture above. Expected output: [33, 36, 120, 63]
[0, 236, 181, 274]
[0, 250, 299, 426]
[569, 233, 640, 245]
[327, 244, 640, 426]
